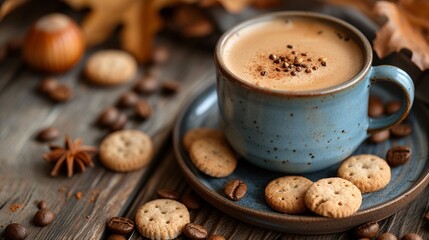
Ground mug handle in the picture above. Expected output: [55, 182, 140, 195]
[367, 65, 415, 133]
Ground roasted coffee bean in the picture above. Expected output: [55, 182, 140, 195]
[161, 81, 180, 95]
[134, 100, 152, 120]
[37, 200, 47, 209]
[117, 91, 139, 108]
[153, 45, 170, 64]
[33, 208, 55, 227]
[180, 191, 202, 210]
[377, 233, 398, 240]
[385, 100, 401, 115]
[390, 124, 412, 137]
[106, 217, 135, 235]
[386, 145, 411, 167]
[48, 84, 72, 102]
[369, 130, 390, 143]
[134, 76, 159, 94]
[401, 233, 423, 240]
[110, 113, 127, 131]
[36, 127, 60, 142]
[38, 78, 59, 94]
[156, 188, 180, 200]
[97, 107, 119, 128]
[425, 211, 429, 222]
[183, 223, 208, 240]
[208, 235, 226, 240]
[368, 96, 384, 117]
[3, 223, 28, 240]
[224, 179, 247, 201]
[106, 235, 126, 240]
[354, 221, 379, 239]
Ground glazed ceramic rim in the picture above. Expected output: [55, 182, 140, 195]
[215, 11, 373, 97]
[173, 82, 429, 234]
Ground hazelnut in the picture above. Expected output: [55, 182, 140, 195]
[23, 13, 85, 73]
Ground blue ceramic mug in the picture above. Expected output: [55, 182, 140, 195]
[215, 12, 414, 174]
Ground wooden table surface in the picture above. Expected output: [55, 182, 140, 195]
[1, 2, 428, 240]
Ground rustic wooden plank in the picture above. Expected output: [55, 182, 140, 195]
[0, 38, 214, 239]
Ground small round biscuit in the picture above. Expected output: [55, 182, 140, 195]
[265, 176, 313, 214]
[305, 177, 362, 218]
[337, 154, 391, 193]
[183, 128, 224, 151]
[99, 130, 153, 172]
[135, 199, 190, 240]
[189, 138, 237, 178]
[85, 50, 137, 86]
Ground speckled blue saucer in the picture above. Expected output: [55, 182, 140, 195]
[173, 80, 429, 234]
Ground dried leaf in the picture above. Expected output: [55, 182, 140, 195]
[0, 0, 27, 21]
[324, 0, 377, 20]
[374, 1, 429, 70]
[200, 0, 253, 13]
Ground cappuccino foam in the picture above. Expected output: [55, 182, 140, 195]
[222, 18, 364, 91]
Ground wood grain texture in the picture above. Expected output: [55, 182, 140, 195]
[0, 2, 428, 240]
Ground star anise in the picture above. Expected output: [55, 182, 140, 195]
[43, 135, 97, 177]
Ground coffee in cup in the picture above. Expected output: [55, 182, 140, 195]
[222, 17, 364, 91]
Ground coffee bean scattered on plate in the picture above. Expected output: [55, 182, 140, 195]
[48, 84, 72, 102]
[106, 217, 135, 235]
[224, 179, 247, 201]
[0, 45, 7, 62]
[183, 223, 208, 240]
[354, 221, 379, 239]
[180, 191, 202, 210]
[117, 91, 139, 108]
[97, 107, 120, 128]
[369, 130, 390, 143]
[368, 96, 383, 118]
[161, 80, 180, 95]
[386, 145, 411, 167]
[110, 112, 127, 131]
[37, 200, 47, 209]
[134, 76, 159, 94]
[3, 223, 28, 240]
[385, 100, 401, 115]
[156, 188, 180, 200]
[401, 233, 423, 240]
[36, 127, 60, 142]
[390, 124, 412, 137]
[377, 232, 398, 240]
[33, 208, 55, 227]
[38, 78, 59, 94]
[425, 211, 429, 222]
[134, 100, 152, 120]
[106, 234, 126, 240]
[208, 235, 226, 240]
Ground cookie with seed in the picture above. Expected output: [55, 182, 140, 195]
[189, 138, 237, 178]
[85, 50, 137, 86]
[99, 130, 153, 172]
[183, 128, 224, 151]
[305, 177, 362, 218]
[135, 199, 190, 240]
[337, 154, 391, 193]
[265, 176, 313, 214]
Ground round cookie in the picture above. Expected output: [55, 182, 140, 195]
[337, 154, 391, 193]
[305, 177, 362, 218]
[183, 128, 224, 151]
[85, 50, 137, 86]
[189, 138, 237, 178]
[99, 130, 153, 172]
[135, 199, 190, 240]
[265, 176, 313, 214]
